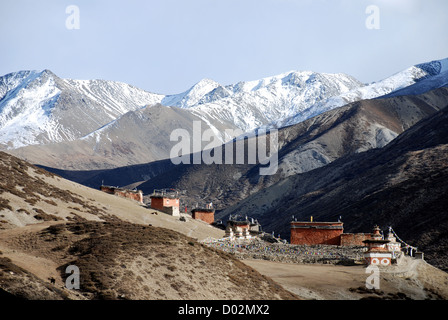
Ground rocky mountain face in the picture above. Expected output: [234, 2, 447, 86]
[55, 88, 448, 216]
[0, 70, 163, 150]
[2, 70, 362, 170]
[219, 100, 448, 271]
[2, 58, 447, 170]
[10, 104, 235, 170]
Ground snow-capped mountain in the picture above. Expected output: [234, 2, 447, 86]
[382, 59, 448, 98]
[280, 58, 448, 127]
[1, 58, 447, 156]
[78, 70, 364, 150]
[189, 71, 363, 140]
[159, 71, 363, 138]
[0, 68, 362, 150]
[158, 57, 448, 139]
[161, 78, 222, 108]
[0, 70, 163, 149]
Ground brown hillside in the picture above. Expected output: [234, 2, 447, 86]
[0, 151, 297, 300]
[0, 221, 297, 300]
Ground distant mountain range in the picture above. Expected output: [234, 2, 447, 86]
[46, 87, 448, 208]
[37, 86, 448, 272]
[2, 58, 448, 170]
[2, 57, 448, 272]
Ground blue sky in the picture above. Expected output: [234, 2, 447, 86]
[1, 0, 447, 94]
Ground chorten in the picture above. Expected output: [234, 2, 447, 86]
[363, 225, 392, 266]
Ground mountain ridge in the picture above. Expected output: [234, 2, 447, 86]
[2, 57, 447, 157]
[42, 88, 448, 218]
[0, 69, 163, 149]
[219, 100, 448, 271]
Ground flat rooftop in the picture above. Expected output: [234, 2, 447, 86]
[291, 221, 343, 229]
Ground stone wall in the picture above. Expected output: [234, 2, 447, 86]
[100, 186, 143, 203]
[114, 189, 143, 203]
[202, 237, 367, 265]
[161, 205, 180, 217]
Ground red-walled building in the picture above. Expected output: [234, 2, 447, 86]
[340, 233, 372, 246]
[150, 195, 179, 211]
[191, 208, 215, 224]
[290, 220, 344, 245]
[149, 189, 180, 216]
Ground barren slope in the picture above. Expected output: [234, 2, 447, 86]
[244, 255, 448, 300]
[0, 221, 296, 300]
[10, 104, 237, 170]
[0, 152, 298, 300]
[0, 151, 224, 239]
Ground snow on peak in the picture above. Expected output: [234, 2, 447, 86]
[185, 70, 365, 138]
[228, 70, 309, 93]
[1, 57, 447, 151]
[161, 78, 221, 108]
[335, 58, 448, 106]
[0, 69, 61, 148]
[0, 69, 164, 149]
[0, 70, 41, 101]
[189, 78, 221, 100]
[415, 57, 448, 76]
[440, 58, 448, 73]
[379, 57, 448, 98]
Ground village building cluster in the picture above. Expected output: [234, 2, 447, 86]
[99, 185, 421, 267]
[290, 217, 421, 266]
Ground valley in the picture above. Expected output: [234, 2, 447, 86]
[1, 57, 448, 301]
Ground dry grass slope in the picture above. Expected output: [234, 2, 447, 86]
[0, 151, 296, 300]
[1, 221, 297, 300]
[0, 151, 117, 227]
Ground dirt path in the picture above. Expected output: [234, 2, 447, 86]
[242, 259, 368, 299]
[242, 257, 448, 300]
